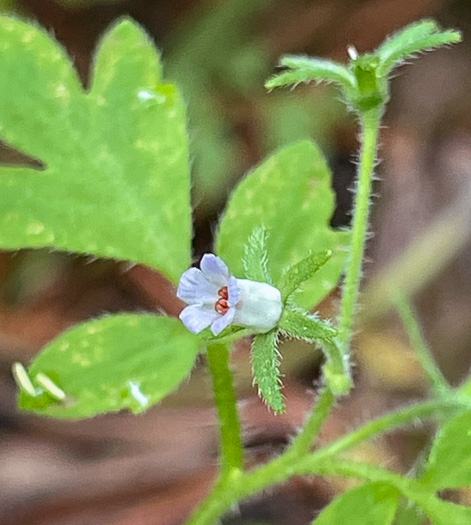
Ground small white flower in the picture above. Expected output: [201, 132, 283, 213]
[177, 254, 282, 336]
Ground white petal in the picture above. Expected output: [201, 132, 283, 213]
[180, 304, 219, 334]
[233, 279, 282, 333]
[177, 267, 219, 305]
[200, 254, 229, 287]
[211, 307, 236, 336]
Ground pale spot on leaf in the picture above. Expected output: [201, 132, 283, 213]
[26, 221, 45, 235]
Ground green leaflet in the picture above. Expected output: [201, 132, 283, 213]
[313, 483, 399, 525]
[0, 17, 191, 283]
[279, 308, 349, 395]
[420, 409, 471, 489]
[18, 314, 201, 418]
[376, 19, 462, 76]
[279, 307, 336, 342]
[216, 140, 350, 309]
[279, 250, 332, 302]
[266, 55, 356, 96]
[242, 225, 272, 283]
[266, 20, 461, 114]
[251, 330, 284, 413]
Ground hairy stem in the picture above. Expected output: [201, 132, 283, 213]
[313, 398, 462, 460]
[185, 469, 242, 525]
[185, 396, 464, 524]
[186, 344, 244, 525]
[293, 458, 457, 521]
[295, 457, 417, 493]
[394, 293, 451, 395]
[284, 386, 334, 459]
[241, 398, 462, 495]
[206, 343, 243, 474]
[337, 107, 383, 354]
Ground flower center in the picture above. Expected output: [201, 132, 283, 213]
[215, 286, 229, 315]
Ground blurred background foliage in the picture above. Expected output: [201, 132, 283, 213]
[0, 1, 470, 524]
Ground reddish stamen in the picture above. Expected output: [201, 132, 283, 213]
[218, 286, 228, 300]
[215, 298, 229, 315]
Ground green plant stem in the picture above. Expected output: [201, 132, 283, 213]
[322, 339, 352, 395]
[185, 470, 240, 525]
[394, 293, 451, 395]
[206, 343, 243, 474]
[186, 344, 244, 525]
[296, 458, 417, 493]
[337, 107, 383, 354]
[313, 398, 462, 459]
[284, 386, 334, 459]
[185, 396, 464, 524]
[241, 399, 463, 495]
[293, 457, 454, 521]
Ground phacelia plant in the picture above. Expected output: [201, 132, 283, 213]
[3, 15, 469, 524]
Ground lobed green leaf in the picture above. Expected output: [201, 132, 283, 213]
[313, 482, 399, 525]
[19, 314, 201, 418]
[0, 16, 192, 282]
[216, 140, 350, 310]
[251, 330, 284, 413]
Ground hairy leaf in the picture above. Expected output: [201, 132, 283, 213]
[216, 140, 350, 309]
[377, 19, 439, 59]
[279, 250, 332, 301]
[279, 307, 336, 342]
[251, 330, 284, 413]
[266, 56, 355, 93]
[376, 19, 461, 76]
[242, 225, 272, 283]
[313, 483, 398, 525]
[0, 17, 191, 282]
[279, 308, 349, 394]
[19, 314, 201, 418]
